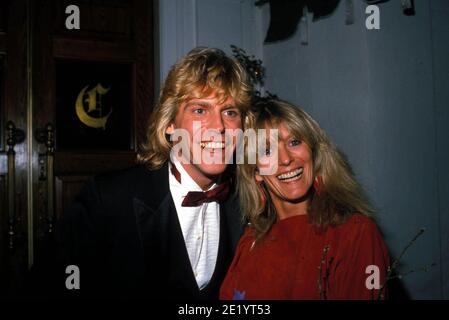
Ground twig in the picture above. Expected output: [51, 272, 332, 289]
[317, 244, 330, 300]
[386, 262, 437, 281]
[377, 228, 427, 299]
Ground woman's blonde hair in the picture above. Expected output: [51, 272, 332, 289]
[138, 47, 253, 168]
[238, 99, 374, 241]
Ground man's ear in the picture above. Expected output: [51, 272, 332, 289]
[166, 123, 175, 135]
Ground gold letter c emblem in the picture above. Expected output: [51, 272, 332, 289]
[75, 84, 112, 129]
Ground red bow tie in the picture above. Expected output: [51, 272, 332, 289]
[182, 182, 230, 207]
[170, 161, 230, 207]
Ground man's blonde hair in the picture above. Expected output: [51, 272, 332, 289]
[138, 47, 253, 168]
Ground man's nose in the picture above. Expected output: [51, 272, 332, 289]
[210, 112, 225, 133]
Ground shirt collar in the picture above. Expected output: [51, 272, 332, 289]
[169, 154, 217, 192]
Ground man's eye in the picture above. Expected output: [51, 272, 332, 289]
[224, 109, 239, 117]
[193, 108, 206, 114]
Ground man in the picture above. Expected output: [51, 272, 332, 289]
[57, 47, 253, 299]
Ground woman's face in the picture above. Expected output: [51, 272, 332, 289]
[255, 123, 314, 203]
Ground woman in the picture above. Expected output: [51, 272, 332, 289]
[220, 99, 389, 300]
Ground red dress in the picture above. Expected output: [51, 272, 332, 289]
[220, 214, 389, 300]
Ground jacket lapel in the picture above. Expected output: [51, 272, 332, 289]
[132, 164, 199, 297]
[132, 164, 170, 254]
[221, 192, 244, 253]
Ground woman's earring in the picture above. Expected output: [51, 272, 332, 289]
[313, 175, 322, 195]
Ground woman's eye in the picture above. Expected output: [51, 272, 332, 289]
[290, 139, 301, 147]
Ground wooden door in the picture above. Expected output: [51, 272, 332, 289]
[0, 0, 30, 296]
[0, 0, 154, 296]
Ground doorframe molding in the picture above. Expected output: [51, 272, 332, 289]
[26, 0, 34, 269]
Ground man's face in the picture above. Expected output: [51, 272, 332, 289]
[166, 91, 242, 187]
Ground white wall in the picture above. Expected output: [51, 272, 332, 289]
[260, 0, 449, 299]
[156, 0, 263, 93]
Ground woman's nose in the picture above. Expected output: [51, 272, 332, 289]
[278, 144, 292, 165]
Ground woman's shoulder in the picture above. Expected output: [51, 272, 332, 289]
[333, 213, 383, 241]
[341, 213, 378, 229]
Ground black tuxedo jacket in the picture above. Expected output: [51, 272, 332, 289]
[56, 164, 244, 300]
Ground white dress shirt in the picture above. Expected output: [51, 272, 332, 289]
[168, 156, 220, 290]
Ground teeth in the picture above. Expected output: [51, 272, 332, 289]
[201, 142, 225, 149]
[277, 168, 303, 180]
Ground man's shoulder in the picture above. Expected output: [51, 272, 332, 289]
[86, 163, 169, 203]
[94, 163, 165, 187]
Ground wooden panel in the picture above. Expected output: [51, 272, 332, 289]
[0, 54, 5, 150]
[0, 174, 6, 295]
[54, 151, 137, 175]
[53, 37, 135, 61]
[4, 0, 29, 295]
[33, 0, 153, 239]
[54, 0, 132, 39]
[133, 0, 153, 149]
[0, 33, 5, 53]
[55, 175, 89, 221]
[0, 1, 8, 33]
[54, 60, 134, 151]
